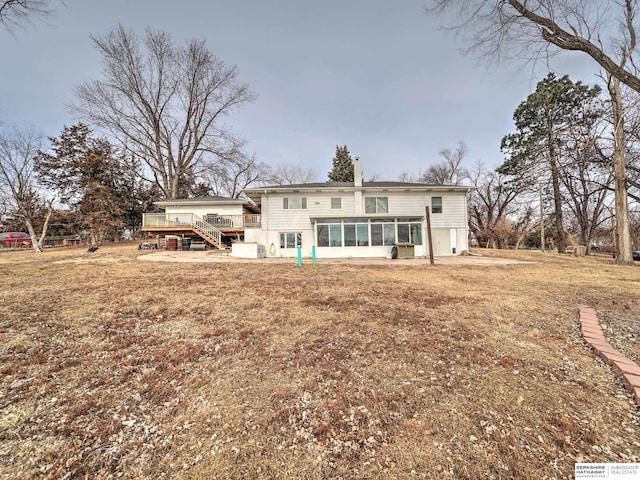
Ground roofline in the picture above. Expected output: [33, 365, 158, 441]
[243, 184, 474, 200]
[154, 198, 248, 207]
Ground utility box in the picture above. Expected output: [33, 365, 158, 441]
[391, 243, 414, 259]
[231, 242, 266, 259]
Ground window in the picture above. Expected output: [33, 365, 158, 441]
[283, 197, 307, 209]
[280, 232, 302, 249]
[397, 218, 422, 245]
[364, 197, 388, 214]
[371, 223, 383, 246]
[316, 220, 341, 247]
[315, 217, 421, 247]
[330, 225, 342, 247]
[383, 224, 395, 246]
[397, 224, 410, 243]
[317, 225, 330, 247]
[356, 224, 369, 246]
[344, 224, 356, 246]
[410, 223, 422, 245]
[343, 218, 368, 247]
[431, 196, 442, 214]
[331, 197, 342, 209]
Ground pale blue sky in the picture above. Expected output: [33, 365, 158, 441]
[0, 0, 598, 181]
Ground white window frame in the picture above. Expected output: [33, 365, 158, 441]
[364, 196, 389, 214]
[431, 196, 443, 214]
[331, 197, 342, 209]
[283, 197, 307, 210]
[279, 232, 302, 249]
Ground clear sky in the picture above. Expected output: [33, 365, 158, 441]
[0, 0, 599, 182]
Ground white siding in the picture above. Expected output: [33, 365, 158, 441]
[251, 188, 470, 258]
[428, 193, 468, 228]
[163, 204, 244, 217]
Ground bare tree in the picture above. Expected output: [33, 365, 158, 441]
[428, 1, 640, 93]
[72, 25, 255, 200]
[421, 141, 468, 185]
[268, 163, 318, 185]
[0, 0, 58, 31]
[397, 171, 419, 183]
[203, 151, 270, 199]
[0, 126, 52, 252]
[466, 160, 530, 248]
[560, 127, 612, 254]
[428, 0, 638, 263]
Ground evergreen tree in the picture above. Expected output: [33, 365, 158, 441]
[36, 123, 147, 245]
[499, 73, 601, 254]
[327, 145, 354, 182]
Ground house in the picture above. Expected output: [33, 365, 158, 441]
[141, 160, 473, 258]
[242, 159, 472, 258]
[141, 195, 261, 249]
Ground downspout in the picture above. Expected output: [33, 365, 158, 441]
[463, 189, 470, 254]
[264, 189, 273, 257]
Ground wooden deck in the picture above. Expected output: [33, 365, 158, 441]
[141, 213, 261, 248]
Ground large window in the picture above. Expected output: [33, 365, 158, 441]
[343, 218, 369, 246]
[317, 217, 422, 247]
[397, 218, 422, 245]
[317, 220, 341, 247]
[280, 232, 302, 249]
[371, 219, 395, 246]
[431, 196, 442, 214]
[364, 197, 388, 214]
[283, 197, 307, 209]
[370, 223, 383, 246]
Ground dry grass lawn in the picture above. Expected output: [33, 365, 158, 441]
[0, 243, 639, 479]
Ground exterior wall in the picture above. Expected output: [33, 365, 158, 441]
[249, 189, 469, 258]
[428, 194, 467, 229]
[162, 203, 244, 218]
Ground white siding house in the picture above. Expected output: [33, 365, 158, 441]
[243, 159, 472, 259]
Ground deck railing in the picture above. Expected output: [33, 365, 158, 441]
[143, 213, 261, 229]
[191, 214, 222, 248]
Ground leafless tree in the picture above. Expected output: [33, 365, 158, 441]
[72, 25, 255, 200]
[203, 150, 270, 199]
[0, 0, 58, 31]
[428, 0, 638, 263]
[428, 1, 640, 93]
[622, 90, 640, 204]
[268, 163, 318, 185]
[421, 141, 468, 185]
[559, 125, 612, 253]
[397, 171, 419, 183]
[466, 160, 531, 248]
[0, 126, 52, 252]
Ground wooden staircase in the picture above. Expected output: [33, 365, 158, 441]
[191, 214, 225, 249]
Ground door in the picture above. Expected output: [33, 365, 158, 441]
[449, 228, 457, 255]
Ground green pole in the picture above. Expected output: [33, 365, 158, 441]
[297, 245, 302, 266]
[312, 245, 316, 265]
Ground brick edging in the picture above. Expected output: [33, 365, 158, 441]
[579, 305, 640, 407]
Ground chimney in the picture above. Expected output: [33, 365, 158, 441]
[354, 157, 362, 187]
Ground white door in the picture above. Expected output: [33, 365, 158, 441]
[432, 229, 449, 256]
[449, 228, 458, 255]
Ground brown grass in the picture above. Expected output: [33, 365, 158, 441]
[0, 244, 639, 479]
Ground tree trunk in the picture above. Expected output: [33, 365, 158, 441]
[607, 75, 634, 265]
[24, 221, 43, 253]
[36, 204, 53, 251]
[547, 119, 567, 253]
